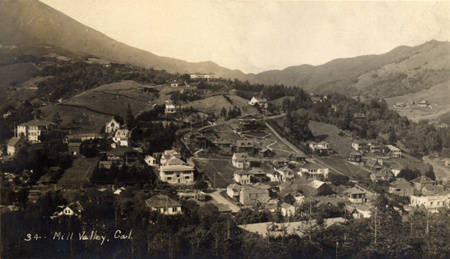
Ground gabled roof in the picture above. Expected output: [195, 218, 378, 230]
[233, 152, 248, 160]
[161, 164, 194, 172]
[145, 194, 181, 208]
[390, 178, 413, 189]
[165, 157, 185, 166]
[310, 180, 326, 189]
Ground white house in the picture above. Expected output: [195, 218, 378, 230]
[145, 194, 182, 215]
[144, 155, 157, 166]
[410, 194, 450, 212]
[248, 97, 268, 109]
[105, 118, 120, 134]
[113, 129, 130, 147]
[298, 163, 329, 180]
[16, 119, 53, 143]
[165, 103, 176, 114]
[232, 153, 250, 169]
[234, 170, 251, 185]
[227, 183, 243, 199]
[6, 137, 24, 156]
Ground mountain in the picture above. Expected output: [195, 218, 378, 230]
[248, 40, 450, 98]
[0, 0, 245, 79]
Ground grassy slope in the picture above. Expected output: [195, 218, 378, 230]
[385, 80, 450, 122]
[308, 120, 354, 157]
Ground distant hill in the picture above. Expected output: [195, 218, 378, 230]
[0, 0, 245, 79]
[247, 40, 450, 98]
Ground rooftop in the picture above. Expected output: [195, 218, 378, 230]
[145, 194, 181, 208]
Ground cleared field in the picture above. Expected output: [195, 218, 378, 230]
[315, 155, 371, 182]
[194, 158, 236, 188]
[41, 104, 112, 132]
[386, 81, 450, 122]
[309, 121, 354, 157]
[65, 80, 156, 117]
[186, 94, 259, 116]
[58, 157, 99, 188]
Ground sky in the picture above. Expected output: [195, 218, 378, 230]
[40, 0, 450, 73]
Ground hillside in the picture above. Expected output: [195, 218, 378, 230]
[248, 40, 450, 98]
[0, 0, 245, 79]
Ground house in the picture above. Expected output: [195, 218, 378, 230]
[370, 169, 393, 183]
[145, 194, 182, 215]
[351, 141, 369, 152]
[6, 137, 25, 156]
[165, 103, 176, 114]
[213, 139, 233, 154]
[298, 163, 329, 181]
[386, 145, 402, 158]
[234, 170, 251, 185]
[281, 203, 296, 217]
[248, 97, 268, 109]
[309, 141, 330, 155]
[105, 118, 120, 134]
[344, 187, 367, 203]
[289, 153, 306, 163]
[50, 201, 84, 220]
[227, 183, 244, 199]
[113, 129, 130, 147]
[443, 158, 450, 167]
[274, 166, 295, 182]
[365, 158, 383, 172]
[368, 142, 382, 153]
[411, 176, 435, 192]
[16, 119, 53, 143]
[160, 150, 181, 166]
[170, 82, 179, 87]
[353, 112, 367, 119]
[239, 185, 270, 207]
[234, 139, 256, 154]
[266, 171, 282, 182]
[346, 204, 372, 219]
[259, 148, 274, 158]
[144, 155, 157, 166]
[347, 151, 362, 163]
[389, 178, 415, 197]
[232, 153, 250, 169]
[410, 194, 449, 212]
[159, 157, 195, 185]
[190, 73, 216, 80]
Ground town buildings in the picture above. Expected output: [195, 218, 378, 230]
[16, 119, 53, 143]
[105, 118, 120, 134]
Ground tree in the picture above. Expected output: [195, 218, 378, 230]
[424, 164, 435, 180]
[126, 104, 135, 128]
[284, 194, 296, 205]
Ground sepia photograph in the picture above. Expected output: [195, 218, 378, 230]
[0, 0, 449, 258]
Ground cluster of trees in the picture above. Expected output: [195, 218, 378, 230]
[37, 61, 176, 101]
[220, 106, 242, 120]
[169, 90, 203, 104]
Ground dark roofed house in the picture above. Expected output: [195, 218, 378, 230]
[370, 169, 393, 183]
[389, 178, 414, 197]
[145, 194, 182, 215]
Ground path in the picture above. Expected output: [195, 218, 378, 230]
[264, 121, 305, 155]
[209, 189, 240, 213]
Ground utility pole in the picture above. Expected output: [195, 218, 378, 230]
[425, 210, 429, 235]
[374, 207, 378, 245]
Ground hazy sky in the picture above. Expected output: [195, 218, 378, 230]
[40, 0, 450, 73]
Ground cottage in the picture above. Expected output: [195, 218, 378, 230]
[6, 137, 25, 156]
[232, 152, 250, 169]
[16, 119, 53, 143]
[386, 145, 402, 158]
[239, 185, 270, 207]
[346, 204, 372, 219]
[234, 170, 252, 185]
[365, 158, 383, 172]
[389, 178, 415, 197]
[234, 139, 256, 154]
[248, 97, 268, 109]
[160, 150, 181, 166]
[391, 168, 402, 177]
[298, 163, 329, 181]
[68, 142, 81, 156]
[259, 148, 274, 158]
[294, 193, 305, 205]
[410, 194, 449, 212]
[113, 129, 130, 147]
[145, 194, 182, 215]
[344, 187, 367, 203]
[417, 100, 429, 108]
[347, 151, 362, 163]
[368, 142, 382, 153]
[281, 203, 296, 217]
[289, 153, 306, 163]
[299, 180, 332, 196]
[64, 133, 101, 144]
[421, 184, 445, 196]
[105, 118, 120, 134]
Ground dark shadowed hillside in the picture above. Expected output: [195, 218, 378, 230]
[0, 0, 245, 79]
